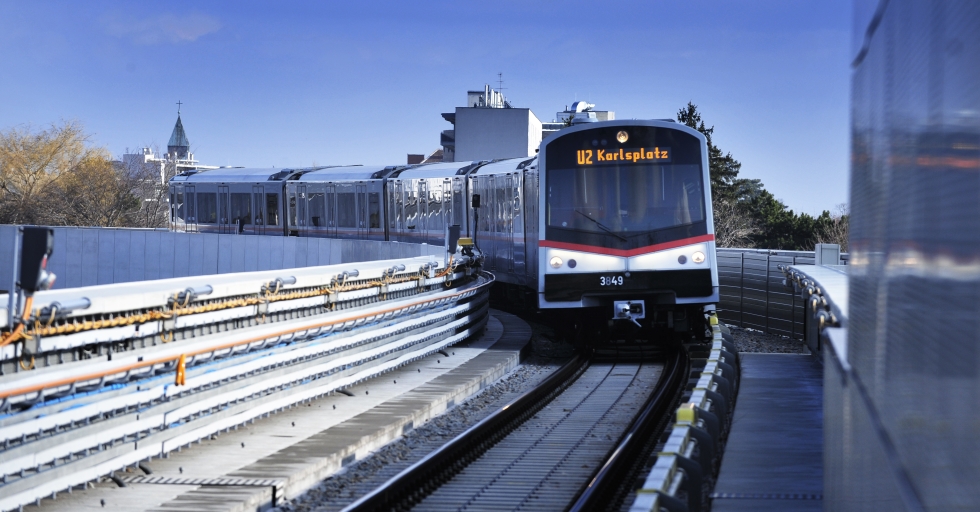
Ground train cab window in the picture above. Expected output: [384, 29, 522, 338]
[197, 193, 218, 223]
[369, 193, 380, 228]
[231, 193, 252, 225]
[266, 194, 279, 226]
[547, 164, 704, 233]
[338, 192, 356, 228]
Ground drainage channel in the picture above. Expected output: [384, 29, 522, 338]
[346, 348, 684, 512]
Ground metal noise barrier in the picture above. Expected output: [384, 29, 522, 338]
[0, 257, 491, 512]
[629, 313, 739, 512]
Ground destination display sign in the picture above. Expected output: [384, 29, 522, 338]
[575, 147, 671, 166]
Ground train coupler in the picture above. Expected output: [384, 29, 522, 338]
[613, 300, 645, 328]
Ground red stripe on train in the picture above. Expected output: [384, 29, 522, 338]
[539, 234, 715, 257]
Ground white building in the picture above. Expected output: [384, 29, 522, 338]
[440, 85, 542, 163]
[436, 87, 613, 162]
[122, 112, 218, 185]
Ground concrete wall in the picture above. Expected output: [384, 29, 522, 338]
[0, 225, 443, 292]
[453, 107, 542, 162]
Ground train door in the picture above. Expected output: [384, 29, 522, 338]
[367, 184, 382, 240]
[185, 185, 198, 233]
[388, 181, 403, 242]
[417, 180, 428, 243]
[265, 189, 281, 236]
[452, 178, 464, 230]
[252, 185, 265, 235]
[296, 184, 309, 236]
[218, 185, 231, 234]
[337, 184, 355, 238]
[356, 183, 368, 238]
[485, 176, 497, 270]
[443, 178, 453, 245]
[325, 184, 337, 238]
[170, 184, 182, 231]
[512, 173, 525, 282]
[506, 174, 516, 272]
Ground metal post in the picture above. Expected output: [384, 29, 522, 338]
[7, 227, 21, 331]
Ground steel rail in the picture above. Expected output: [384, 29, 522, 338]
[0, 274, 482, 403]
[569, 346, 689, 511]
[342, 354, 588, 512]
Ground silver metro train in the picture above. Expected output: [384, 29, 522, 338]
[170, 119, 718, 341]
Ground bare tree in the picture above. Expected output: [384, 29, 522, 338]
[816, 203, 849, 252]
[120, 151, 171, 228]
[0, 121, 93, 224]
[47, 151, 143, 227]
[712, 198, 757, 248]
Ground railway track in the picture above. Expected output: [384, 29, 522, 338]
[345, 346, 689, 512]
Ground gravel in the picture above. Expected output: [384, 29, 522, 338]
[726, 324, 810, 354]
[274, 330, 570, 512]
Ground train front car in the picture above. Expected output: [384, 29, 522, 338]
[538, 120, 719, 343]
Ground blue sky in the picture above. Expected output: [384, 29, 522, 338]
[0, 1, 850, 216]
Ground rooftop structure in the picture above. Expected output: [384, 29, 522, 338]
[437, 85, 542, 162]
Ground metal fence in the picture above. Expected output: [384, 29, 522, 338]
[717, 248, 848, 339]
[0, 225, 444, 293]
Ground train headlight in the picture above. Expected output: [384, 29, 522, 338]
[616, 131, 628, 143]
[692, 251, 706, 264]
[549, 256, 563, 268]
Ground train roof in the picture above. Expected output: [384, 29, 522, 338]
[469, 157, 534, 175]
[392, 161, 476, 179]
[171, 167, 318, 183]
[297, 165, 385, 181]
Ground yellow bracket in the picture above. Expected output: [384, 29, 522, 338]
[175, 354, 187, 386]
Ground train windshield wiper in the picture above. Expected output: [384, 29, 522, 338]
[575, 209, 627, 241]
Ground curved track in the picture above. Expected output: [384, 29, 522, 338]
[346, 348, 687, 512]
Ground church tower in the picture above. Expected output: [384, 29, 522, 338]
[167, 104, 190, 160]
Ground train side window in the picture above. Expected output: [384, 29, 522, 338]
[368, 192, 380, 228]
[231, 193, 252, 225]
[338, 192, 356, 227]
[309, 192, 325, 227]
[197, 193, 217, 223]
[266, 194, 279, 226]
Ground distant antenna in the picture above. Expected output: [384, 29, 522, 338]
[497, 72, 505, 93]
[177, 100, 183, 115]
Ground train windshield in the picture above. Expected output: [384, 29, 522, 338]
[546, 163, 705, 234]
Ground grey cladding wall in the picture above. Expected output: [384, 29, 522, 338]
[0, 226, 443, 292]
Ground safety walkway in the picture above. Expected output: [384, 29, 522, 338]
[710, 353, 823, 511]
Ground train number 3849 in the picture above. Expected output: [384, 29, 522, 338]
[600, 276, 624, 286]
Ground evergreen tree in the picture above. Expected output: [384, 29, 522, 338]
[676, 102, 762, 203]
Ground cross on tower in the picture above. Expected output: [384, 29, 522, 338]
[177, 101, 183, 114]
